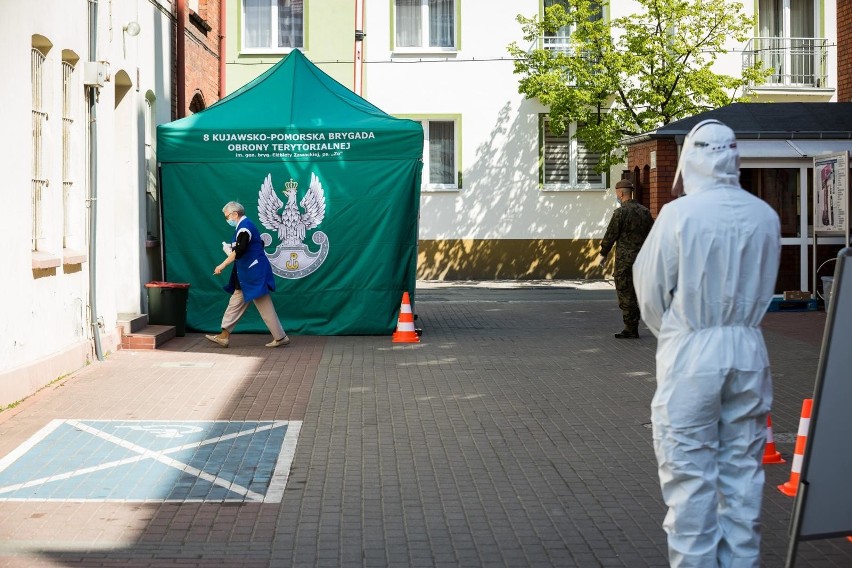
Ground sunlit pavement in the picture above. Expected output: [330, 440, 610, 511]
[0, 282, 847, 567]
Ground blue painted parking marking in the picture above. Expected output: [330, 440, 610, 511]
[0, 420, 301, 503]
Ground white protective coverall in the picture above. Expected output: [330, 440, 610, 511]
[633, 120, 781, 567]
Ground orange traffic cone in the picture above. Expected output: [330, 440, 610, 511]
[763, 414, 785, 464]
[778, 398, 813, 497]
[392, 292, 420, 343]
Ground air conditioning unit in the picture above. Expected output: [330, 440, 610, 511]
[83, 61, 110, 87]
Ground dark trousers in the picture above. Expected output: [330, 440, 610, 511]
[614, 264, 640, 330]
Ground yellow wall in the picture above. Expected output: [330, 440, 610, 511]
[417, 239, 608, 280]
[226, 2, 355, 94]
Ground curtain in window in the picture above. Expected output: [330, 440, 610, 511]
[758, 0, 783, 82]
[245, 0, 271, 48]
[758, 0, 815, 83]
[278, 0, 304, 48]
[790, 0, 814, 37]
[790, 0, 814, 84]
[758, 0, 780, 36]
[429, 0, 454, 48]
[428, 121, 454, 185]
[396, 0, 421, 47]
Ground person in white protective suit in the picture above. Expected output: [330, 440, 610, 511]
[632, 120, 781, 567]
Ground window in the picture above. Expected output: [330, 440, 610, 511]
[741, 168, 801, 238]
[31, 45, 48, 251]
[62, 59, 75, 249]
[242, 0, 303, 52]
[543, 0, 603, 52]
[757, 0, 818, 85]
[418, 119, 458, 191]
[395, 0, 456, 50]
[541, 116, 605, 191]
[189, 92, 206, 114]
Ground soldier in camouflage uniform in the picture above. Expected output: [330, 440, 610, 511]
[599, 179, 654, 338]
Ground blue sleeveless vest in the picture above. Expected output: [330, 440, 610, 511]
[224, 217, 276, 303]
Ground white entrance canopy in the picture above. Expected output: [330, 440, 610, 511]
[738, 140, 852, 159]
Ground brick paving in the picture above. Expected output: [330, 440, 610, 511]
[0, 284, 848, 567]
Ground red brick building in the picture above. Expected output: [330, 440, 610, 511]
[173, 0, 223, 118]
[623, 139, 679, 214]
[839, 0, 852, 102]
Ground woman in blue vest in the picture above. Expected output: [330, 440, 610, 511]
[206, 202, 289, 348]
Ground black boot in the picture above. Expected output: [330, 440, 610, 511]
[614, 327, 639, 339]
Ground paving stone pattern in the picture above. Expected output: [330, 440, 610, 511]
[0, 287, 849, 567]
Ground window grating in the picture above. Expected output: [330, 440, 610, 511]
[62, 60, 75, 248]
[32, 48, 47, 251]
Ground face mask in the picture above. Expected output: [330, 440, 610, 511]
[227, 218, 237, 228]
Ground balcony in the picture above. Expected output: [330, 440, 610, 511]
[542, 35, 571, 54]
[743, 37, 829, 90]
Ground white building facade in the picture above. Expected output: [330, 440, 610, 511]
[361, 0, 838, 280]
[1, 0, 173, 406]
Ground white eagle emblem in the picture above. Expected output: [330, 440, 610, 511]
[257, 173, 330, 279]
[258, 173, 326, 246]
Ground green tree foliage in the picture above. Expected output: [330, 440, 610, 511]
[507, 0, 768, 171]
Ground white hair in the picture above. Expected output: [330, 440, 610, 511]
[222, 201, 245, 216]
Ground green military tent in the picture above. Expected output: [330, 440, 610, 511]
[157, 50, 423, 335]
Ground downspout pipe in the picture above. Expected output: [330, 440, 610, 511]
[354, 0, 364, 96]
[87, 0, 104, 361]
[219, 0, 226, 98]
[177, 0, 186, 117]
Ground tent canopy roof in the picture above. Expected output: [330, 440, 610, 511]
[157, 50, 422, 163]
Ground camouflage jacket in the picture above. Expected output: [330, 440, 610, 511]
[600, 199, 654, 262]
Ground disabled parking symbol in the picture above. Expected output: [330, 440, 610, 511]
[0, 419, 301, 503]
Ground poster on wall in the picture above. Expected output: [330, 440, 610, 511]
[813, 152, 848, 235]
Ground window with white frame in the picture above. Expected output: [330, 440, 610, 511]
[31, 45, 48, 251]
[418, 118, 458, 191]
[542, 116, 605, 190]
[242, 0, 303, 52]
[395, 0, 456, 50]
[757, 0, 817, 85]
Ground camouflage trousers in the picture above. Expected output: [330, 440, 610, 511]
[614, 263, 640, 330]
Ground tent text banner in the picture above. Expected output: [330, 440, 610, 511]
[196, 130, 382, 161]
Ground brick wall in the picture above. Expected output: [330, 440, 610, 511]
[172, 0, 222, 118]
[839, 0, 852, 101]
[626, 139, 679, 217]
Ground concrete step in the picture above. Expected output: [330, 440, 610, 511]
[120, 325, 176, 350]
[117, 313, 149, 335]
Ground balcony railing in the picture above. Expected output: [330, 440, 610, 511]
[743, 36, 828, 88]
[538, 35, 829, 90]
[543, 35, 572, 54]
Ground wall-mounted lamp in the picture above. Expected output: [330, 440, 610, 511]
[123, 21, 141, 37]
